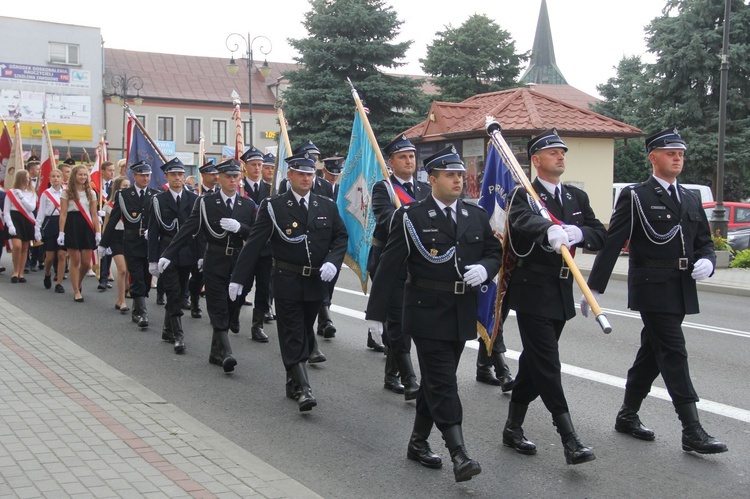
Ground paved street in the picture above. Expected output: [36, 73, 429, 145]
[0, 252, 749, 498]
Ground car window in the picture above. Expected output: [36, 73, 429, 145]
[736, 207, 750, 222]
[704, 208, 728, 221]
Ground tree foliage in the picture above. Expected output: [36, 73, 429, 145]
[420, 14, 528, 102]
[282, 0, 426, 155]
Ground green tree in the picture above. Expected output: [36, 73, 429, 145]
[282, 0, 425, 155]
[420, 14, 528, 102]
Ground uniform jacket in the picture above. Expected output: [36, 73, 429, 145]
[162, 190, 256, 277]
[243, 178, 271, 205]
[366, 196, 502, 341]
[588, 176, 715, 315]
[506, 179, 606, 321]
[101, 185, 159, 258]
[278, 176, 334, 200]
[231, 190, 348, 302]
[147, 189, 201, 266]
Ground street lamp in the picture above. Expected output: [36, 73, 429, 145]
[225, 33, 273, 145]
[111, 74, 144, 155]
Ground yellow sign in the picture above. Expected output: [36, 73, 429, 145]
[263, 131, 277, 139]
[20, 123, 93, 141]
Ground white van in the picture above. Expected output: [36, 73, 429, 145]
[613, 182, 713, 207]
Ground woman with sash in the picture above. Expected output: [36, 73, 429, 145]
[58, 165, 100, 302]
[36, 169, 67, 292]
[102, 176, 130, 312]
[3, 169, 38, 283]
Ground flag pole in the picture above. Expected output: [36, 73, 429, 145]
[231, 91, 246, 197]
[271, 104, 293, 195]
[197, 132, 205, 194]
[485, 117, 612, 334]
[346, 78, 400, 209]
[124, 106, 167, 162]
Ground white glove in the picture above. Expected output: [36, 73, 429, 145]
[197, 258, 203, 271]
[319, 262, 337, 282]
[97, 210, 106, 217]
[157, 257, 171, 274]
[34, 228, 42, 242]
[463, 264, 488, 287]
[143, 229, 148, 239]
[562, 224, 584, 245]
[57, 232, 65, 246]
[546, 225, 568, 254]
[149, 262, 159, 277]
[228, 282, 243, 301]
[220, 218, 241, 233]
[95, 232, 101, 245]
[105, 247, 112, 256]
[8, 224, 16, 237]
[98, 246, 106, 259]
[580, 290, 601, 319]
[691, 258, 713, 281]
[367, 320, 384, 339]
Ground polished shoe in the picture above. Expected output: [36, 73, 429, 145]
[263, 310, 276, 323]
[366, 330, 386, 353]
[229, 320, 240, 334]
[308, 338, 327, 363]
[384, 349, 405, 394]
[502, 402, 537, 455]
[190, 300, 202, 319]
[476, 366, 501, 386]
[18, 277, 27, 283]
[290, 363, 317, 412]
[181, 300, 191, 311]
[553, 412, 596, 465]
[251, 309, 269, 342]
[443, 425, 481, 482]
[11, 276, 19, 284]
[492, 352, 516, 393]
[138, 315, 149, 328]
[171, 316, 185, 354]
[407, 414, 442, 469]
[156, 294, 165, 306]
[43, 275, 52, 289]
[217, 330, 237, 372]
[615, 404, 655, 441]
[316, 306, 336, 338]
[286, 371, 301, 400]
[97, 281, 107, 291]
[74, 296, 84, 303]
[676, 403, 728, 454]
[396, 353, 420, 401]
[55, 284, 65, 293]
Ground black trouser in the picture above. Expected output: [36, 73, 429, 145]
[385, 319, 412, 356]
[248, 255, 272, 314]
[511, 313, 569, 416]
[275, 298, 320, 369]
[321, 271, 339, 308]
[413, 336, 465, 432]
[161, 265, 192, 317]
[125, 255, 151, 298]
[203, 268, 242, 331]
[99, 253, 112, 284]
[188, 263, 203, 301]
[624, 312, 699, 407]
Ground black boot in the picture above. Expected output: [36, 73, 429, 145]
[136, 298, 149, 328]
[190, 295, 202, 318]
[490, 351, 515, 392]
[383, 348, 405, 394]
[366, 329, 385, 352]
[208, 330, 223, 366]
[131, 298, 141, 324]
[161, 314, 175, 342]
[615, 402, 655, 441]
[476, 345, 501, 386]
[442, 425, 481, 482]
[156, 292, 165, 306]
[407, 414, 442, 469]
[217, 330, 237, 372]
[316, 305, 336, 338]
[395, 353, 419, 401]
[675, 403, 728, 454]
[308, 336, 327, 363]
[553, 412, 596, 465]
[171, 316, 185, 354]
[502, 402, 537, 455]
[290, 363, 317, 411]
[285, 370, 301, 400]
[251, 309, 269, 343]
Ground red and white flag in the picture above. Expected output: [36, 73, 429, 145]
[0, 120, 12, 187]
[90, 135, 107, 194]
[39, 120, 56, 197]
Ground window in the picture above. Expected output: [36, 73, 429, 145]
[49, 42, 80, 65]
[158, 117, 174, 141]
[243, 121, 251, 145]
[212, 120, 227, 145]
[186, 118, 201, 144]
[136, 115, 146, 127]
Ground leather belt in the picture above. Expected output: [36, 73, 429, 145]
[206, 243, 242, 256]
[406, 274, 467, 295]
[516, 258, 570, 279]
[371, 237, 385, 248]
[124, 228, 145, 237]
[273, 259, 319, 277]
[630, 257, 689, 270]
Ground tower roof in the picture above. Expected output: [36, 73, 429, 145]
[520, 0, 568, 85]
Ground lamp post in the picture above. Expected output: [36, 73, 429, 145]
[225, 33, 272, 145]
[710, 0, 731, 239]
[110, 74, 144, 156]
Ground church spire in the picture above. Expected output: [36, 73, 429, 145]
[520, 0, 568, 85]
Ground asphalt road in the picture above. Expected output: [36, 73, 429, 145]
[1, 254, 748, 498]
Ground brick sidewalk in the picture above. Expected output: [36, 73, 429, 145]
[0, 297, 320, 498]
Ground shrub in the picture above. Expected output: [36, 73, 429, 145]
[730, 249, 750, 268]
[712, 230, 733, 253]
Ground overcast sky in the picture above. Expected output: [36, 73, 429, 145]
[4, 0, 667, 98]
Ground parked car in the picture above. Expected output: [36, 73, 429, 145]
[703, 202, 750, 230]
[613, 182, 714, 207]
[727, 227, 750, 252]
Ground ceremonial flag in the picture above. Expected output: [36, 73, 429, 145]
[91, 135, 107, 195]
[39, 120, 56, 197]
[272, 107, 292, 193]
[5, 120, 24, 188]
[477, 140, 518, 354]
[127, 115, 165, 190]
[336, 111, 385, 293]
[0, 119, 11, 186]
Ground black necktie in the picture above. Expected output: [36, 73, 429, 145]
[404, 182, 414, 198]
[444, 207, 456, 231]
[553, 186, 561, 205]
[253, 183, 259, 195]
[226, 197, 233, 211]
[175, 194, 181, 206]
[139, 189, 144, 200]
[668, 185, 680, 207]
[300, 197, 307, 213]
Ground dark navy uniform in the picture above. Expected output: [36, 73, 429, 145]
[587, 127, 727, 454]
[148, 158, 200, 353]
[100, 160, 159, 328]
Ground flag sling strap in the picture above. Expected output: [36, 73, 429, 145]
[72, 197, 96, 233]
[6, 190, 36, 225]
[44, 189, 61, 212]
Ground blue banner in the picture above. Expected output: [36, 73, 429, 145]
[336, 111, 385, 293]
[128, 124, 166, 190]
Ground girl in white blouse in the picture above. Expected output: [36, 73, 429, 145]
[36, 169, 67, 292]
[3, 169, 38, 283]
[58, 165, 100, 302]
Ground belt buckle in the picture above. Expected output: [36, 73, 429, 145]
[225, 247, 234, 256]
[302, 266, 312, 277]
[559, 266, 570, 279]
[678, 258, 688, 270]
[139, 228, 146, 237]
[454, 281, 465, 295]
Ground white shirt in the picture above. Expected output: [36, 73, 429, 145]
[432, 195, 458, 223]
[3, 189, 37, 227]
[220, 191, 237, 208]
[36, 187, 63, 225]
[652, 175, 680, 202]
[169, 188, 183, 203]
[291, 190, 311, 208]
[536, 177, 563, 204]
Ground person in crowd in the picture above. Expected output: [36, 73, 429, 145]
[96, 161, 117, 291]
[36, 169, 66, 292]
[102, 176, 131, 312]
[3, 169, 37, 283]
